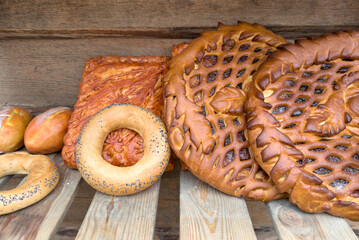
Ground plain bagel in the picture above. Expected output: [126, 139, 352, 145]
[75, 104, 170, 195]
[0, 152, 59, 215]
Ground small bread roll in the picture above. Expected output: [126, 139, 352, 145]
[25, 107, 72, 154]
[0, 106, 32, 153]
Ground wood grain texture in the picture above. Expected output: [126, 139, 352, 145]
[1, 0, 358, 29]
[180, 170, 256, 240]
[0, 152, 82, 240]
[0, 176, 11, 189]
[2, 0, 359, 109]
[75, 180, 161, 240]
[0, 38, 181, 108]
[266, 199, 358, 240]
[1, 25, 359, 40]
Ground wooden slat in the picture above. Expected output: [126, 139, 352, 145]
[180, 170, 256, 240]
[1, 25, 359, 40]
[2, 25, 358, 110]
[266, 199, 358, 240]
[76, 180, 161, 240]
[0, 38, 182, 108]
[1, 0, 358, 30]
[0, 153, 82, 240]
[1, 1, 358, 41]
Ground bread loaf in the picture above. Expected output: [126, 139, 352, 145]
[25, 107, 72, 154]
[0, 106, 32, 153]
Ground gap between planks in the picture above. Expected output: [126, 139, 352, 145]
[76, 180, 161, 240]
[0, 176, 11, 189]
[180, 170, 256, 240]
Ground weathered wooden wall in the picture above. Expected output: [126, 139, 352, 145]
[1, 0, 359, 111]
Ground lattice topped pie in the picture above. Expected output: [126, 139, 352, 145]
[164, 22, 288, 201]
[246, 31, 359, 220]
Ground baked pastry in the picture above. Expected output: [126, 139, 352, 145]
[76, 104, 170, 195]
[0, 106, 32, 153]
[245, 31, 359, 220]
[25, 107, 72, 154]
[164, 22, 288, 201]
[62, 56, 172, 169]
[0, 152, 59, 215]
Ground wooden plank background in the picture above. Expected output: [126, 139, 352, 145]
[1, 0, 359, 111]
[1, 1, 358, 33]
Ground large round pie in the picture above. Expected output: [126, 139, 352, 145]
[164, 22, 288, 201]
[246, 31, 359, 220]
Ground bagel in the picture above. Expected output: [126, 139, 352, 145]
[0, 152, 59, 215]
[75, 104, 170, 195]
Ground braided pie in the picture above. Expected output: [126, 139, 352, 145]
[164, 22, 288, 201]
[246, 31, 359, 220]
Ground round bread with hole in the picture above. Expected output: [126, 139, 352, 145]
[0, 152, 59, 215]
[25, 107, 72, 154]
[164, 22, 288, 201]
[245, 31, 359, 220]
[75, 104, 170, 195]
[0, 106, 32, 153]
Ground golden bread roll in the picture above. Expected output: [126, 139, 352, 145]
[245, 31, 359, 220]
[25, 107, 72, 154]
[0, 106, 32, 153]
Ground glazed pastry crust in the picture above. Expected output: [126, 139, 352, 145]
[62, 56, 170, 169]
[164, 22, 288, 201]
[245, 31, 359, 220]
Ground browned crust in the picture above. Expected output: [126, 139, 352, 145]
[164, 21, 288, 201]
[75, 104, 170, 196]
[0, 107, 32, 153]
[0, 152, 59, 215]
[245, 31, 359, 220]
[62, 56, 170, 169]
